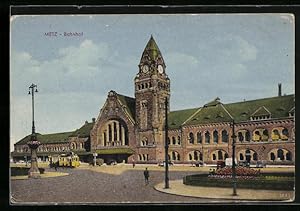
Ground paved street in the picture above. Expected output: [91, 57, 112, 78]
[11, 166, 214, 204]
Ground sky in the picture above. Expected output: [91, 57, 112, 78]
[10, 14, 294, 151]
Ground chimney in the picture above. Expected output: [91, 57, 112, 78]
[85, 120, 88, 124]
[278, 83, 282, 97]
[92, 118, 96, 123]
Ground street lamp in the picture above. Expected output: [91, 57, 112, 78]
[164, 97, 169, 189]
[230, 119, 237, 196]
[27, 83, 41, 178]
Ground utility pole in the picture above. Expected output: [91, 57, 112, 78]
[27, 83, 41, 178]
[231, 120, 237, 196]
[164, 97, 169, 189]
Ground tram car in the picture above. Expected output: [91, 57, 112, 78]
[49, 152, 80, 168]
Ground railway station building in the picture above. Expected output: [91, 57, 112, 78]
[12, 36, 295, 165]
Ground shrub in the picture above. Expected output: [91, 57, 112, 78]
[183, 173, 294, 190]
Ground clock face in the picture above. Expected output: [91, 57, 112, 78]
[142, 65, 149, 73]
[158, 65, 164, 74]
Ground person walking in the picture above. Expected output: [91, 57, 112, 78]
[143, 167, 149, 185]
[132, 158, 135, 168]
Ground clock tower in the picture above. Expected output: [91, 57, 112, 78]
[134, 36, 170, 162]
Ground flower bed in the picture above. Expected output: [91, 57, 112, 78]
[183, 172, 294, 190]
[208, 166, 261, 180]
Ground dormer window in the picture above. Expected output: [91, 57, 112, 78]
[250, 106, 271, 121]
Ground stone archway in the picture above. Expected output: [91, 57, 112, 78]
[97, 118, 129, 147]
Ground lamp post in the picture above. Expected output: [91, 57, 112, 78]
[231, 120, 237, 196]
[164, 97, 169, 189]
[27, 83, 41, 178]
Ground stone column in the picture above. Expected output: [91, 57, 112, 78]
[116, 122, 120, 145]
[121, 126, 125, 145]
[102, 132, 105, 146]
[107, 124, 110, 143]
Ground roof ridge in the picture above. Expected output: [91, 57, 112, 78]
[182, 107, 203, 125]
[116, 93, 135, 100]
[224, 94, 294, 106]
[220, 104, 234, 120]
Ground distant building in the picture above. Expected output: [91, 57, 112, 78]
[12, 36, 295, 165]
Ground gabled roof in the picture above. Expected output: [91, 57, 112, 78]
[168, 107, 199, 129]
[184, 102, 233, 126]
[15, 131, 74, 145]
[225, 94, 294, 122]
[251, 106, 271, 117]
[168, 94, 294, 128]
[116, 93, 136, 121]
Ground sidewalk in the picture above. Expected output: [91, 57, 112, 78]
[154, 180, 294, 202]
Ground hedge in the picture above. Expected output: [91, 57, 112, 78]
[11, 167, 45, 176]
[183, 174, 294, 190]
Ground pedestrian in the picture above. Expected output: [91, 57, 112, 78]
[54, 162, 57, 171]
[132, 158, 135, 168]
[143, 167, 149, 185]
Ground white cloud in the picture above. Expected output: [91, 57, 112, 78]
[165, 52, 200, 71]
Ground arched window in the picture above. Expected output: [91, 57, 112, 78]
[224, 153, 229, 159]
[213, 131, 218, 143]
[177, 154, 181, 161]
[286, 151, 292, 161]
[205, 131, 210, 143]
[177, 136, 181, 145]
[262, 129, 269, 141]
[194, 151, 198, 160]
[103, 132, 107, 146]
[270, 152, 275, 161]
[172, 137, 176, 145]
[138, 154, 142, 161]
[240, 153, 244, 160]
[189, 154, 192, 161]
[253, 152, 258, 161]
[167, 137, 170, 145]
[277, 149, 284, 160]
[113, 122, 117, 142]
[245, 131, 250, 142]
[272, 129, 280, 140]
[218, 150, 223, 160]
[189, 132, 194, 144]
[197, 132, 202, 144]
[238, 132, 244, 142]
[108, 124, 112, 142]
[172, 151, 176, 160]
[221, 130, 228, 143]
[212, 154, 216, 160]
[143, 154, 146, 161]
[282, 128, 289, 140]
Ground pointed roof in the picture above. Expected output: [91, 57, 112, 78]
[141, 35, 163, 62]
[251, 106, 271, 117]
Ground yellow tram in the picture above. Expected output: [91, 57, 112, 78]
[49, 152, 80, 168]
